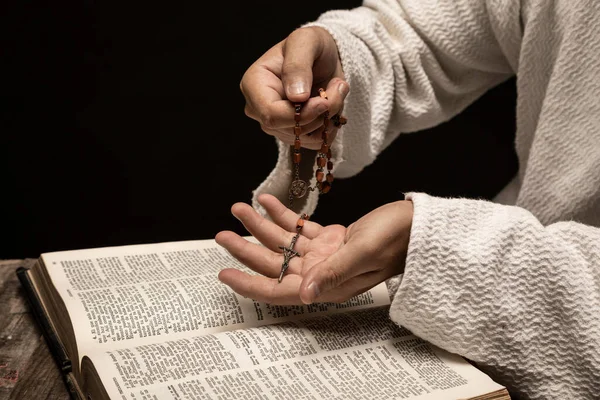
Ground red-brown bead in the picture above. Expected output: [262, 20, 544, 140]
[296, 218, 305, 228]
[323, 117, 329, 128]
[321, 181, 331, 193]
[326, 173, 334, 183]
[317, 157, 326, 168]
[293, 153, 301, 164]
[327, 161, 334, 170]
[294, 138, 301, 150]
[319, 88, 328, 99]
[327, 149, 332, 159]
[320, 143, 329, 154]
[316, 169, 324, 182]
[294, 125, 302, 135]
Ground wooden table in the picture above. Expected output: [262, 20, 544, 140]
[0, 260, 70, 400]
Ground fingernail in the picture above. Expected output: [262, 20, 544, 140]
[288, 81, 308, 96]
[338, 82, 349, 97]
[307, 281, 320, 301]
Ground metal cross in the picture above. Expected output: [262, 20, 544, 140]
[278, 242, 300, 283]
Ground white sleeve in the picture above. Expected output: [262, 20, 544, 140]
[253, 0, 519, 216]
[391, 192, 600, 400]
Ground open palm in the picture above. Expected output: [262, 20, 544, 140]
[216, 194, 412, 305]
[215, 195, 347, 305]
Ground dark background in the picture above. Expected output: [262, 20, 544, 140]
[0, 1, 518, 259]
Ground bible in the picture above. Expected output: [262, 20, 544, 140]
[17, 238, 511, 400]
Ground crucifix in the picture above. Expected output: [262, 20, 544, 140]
[278, 244, 300, 283]
[278, 214, 309, 283]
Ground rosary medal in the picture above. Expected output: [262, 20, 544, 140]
[289, 179, 308, 198]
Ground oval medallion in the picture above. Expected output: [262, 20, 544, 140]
[290, 179, 308, 198]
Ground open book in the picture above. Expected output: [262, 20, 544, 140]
[17, 238, 510, 400]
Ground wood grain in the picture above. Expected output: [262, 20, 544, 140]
[0, 260, 69, 400]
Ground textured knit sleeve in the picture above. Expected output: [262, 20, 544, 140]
[252, 0, 520, 216]
[304, 0, 519, 179]
[391, 192, 600, 400]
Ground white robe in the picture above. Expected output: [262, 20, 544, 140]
[253, 1, 600, 398]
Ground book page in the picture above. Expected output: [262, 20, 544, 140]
[87, 307, 505, 400]
[41, 238, 390, 363]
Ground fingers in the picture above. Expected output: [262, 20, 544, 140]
[218, 268, 304, 305]
[239, 46, 288, 121]
[281, 28, 324, 103]
[244, 96, 330, 131]
[271, 132, 329, 150]
[276, 80, 348, 148]
[278, 113, 330, 137]
[322, 79, 350, 121]
[240, 28, 349, 150]
[215, 231, 302, 277]
[218, 266, 387, 306]
[257, 194, 322, 239]
[263, 125, 337, 150]
[240, 42, 330, 131]
[298, 241, 375, 304]
[315, 270, 389, 303]
[230, 202, 309, 255]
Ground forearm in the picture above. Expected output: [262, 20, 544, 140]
[391, 193, 600, 399]
[305, 0, 516, 177]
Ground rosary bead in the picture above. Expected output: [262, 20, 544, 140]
[332, 114, 348, 127]
[296, 218, 305, 228]
[288, 90, 345, 209]
[316, 169, 324, 182]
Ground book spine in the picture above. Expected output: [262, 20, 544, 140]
[16, 267, 82, 400]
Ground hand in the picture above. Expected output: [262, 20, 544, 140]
[239, 26, 350, 150]
[215, 194, 413, 305]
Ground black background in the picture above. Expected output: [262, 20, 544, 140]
[1, 1, 518, 258]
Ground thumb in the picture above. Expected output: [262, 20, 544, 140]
[299, 243, 364, 304]
[281, 28, 323, 102]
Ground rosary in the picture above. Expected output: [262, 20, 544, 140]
[278, 88, 347, 283]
